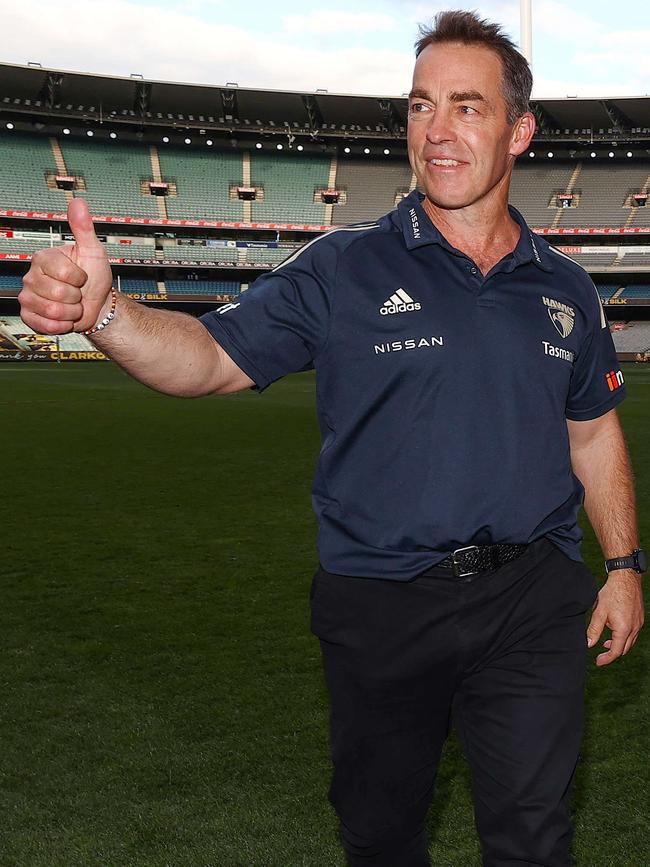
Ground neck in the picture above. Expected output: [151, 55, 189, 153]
[421, 195, 522, 276]
[422, 195, 518, 246]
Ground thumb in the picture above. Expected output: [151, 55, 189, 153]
[68, 197, 102, 251]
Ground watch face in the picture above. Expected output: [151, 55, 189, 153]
[637, 549, 648, 573]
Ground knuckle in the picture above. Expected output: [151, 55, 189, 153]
[45, 300, 62, 320]
[51, 283, 70, 302]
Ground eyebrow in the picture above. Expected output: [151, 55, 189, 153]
[450, 89, 488, 104]
[408, 87, 489, 106]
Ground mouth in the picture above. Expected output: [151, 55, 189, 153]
[426, 157, 465, 169]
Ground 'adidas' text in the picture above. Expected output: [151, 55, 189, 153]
[380, 287, 422, 315]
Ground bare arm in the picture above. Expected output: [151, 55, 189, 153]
[85, 292, 254, 397]
[567, 408, 644, 666]
[18, 198, 254, 397]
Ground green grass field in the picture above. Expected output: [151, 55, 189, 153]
[0, 362, 648, 866]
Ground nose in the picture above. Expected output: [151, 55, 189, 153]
[425, 108, 455, 145]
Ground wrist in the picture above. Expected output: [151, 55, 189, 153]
[82, 288, 118, 336]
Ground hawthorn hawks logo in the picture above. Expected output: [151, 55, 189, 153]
[541, 296, 575, 339]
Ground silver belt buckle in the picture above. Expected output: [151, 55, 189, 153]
[451, 545, 481, 578]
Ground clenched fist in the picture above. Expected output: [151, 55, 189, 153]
[18, 198, 113, 335]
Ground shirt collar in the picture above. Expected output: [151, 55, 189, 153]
[398, 190, 554, 273]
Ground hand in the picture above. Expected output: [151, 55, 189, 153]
[586, 569, 645, 666]
[18, 198, 113, 334]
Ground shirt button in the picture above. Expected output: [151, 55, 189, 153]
[470, 267, 477, 275]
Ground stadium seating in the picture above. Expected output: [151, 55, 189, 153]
[331, 158, 413, 225]
[61, 139, 159, 218]
[0, 132, 68, 213]
[618, 249, 650, 266]
[157, 147, 244, 221]
[244, 246, 296, 266]
[250, 152, 330, 224]
[0, 274, 22, 289]
[618, 284, 650, 299]
[595, 284, 621, 300]
[567, 249, 617, 268]
[610, 321, 650, 352]
[160, 244, 238, 263]
[106, 242, 156, 259]
[556, 162, 650, 228]
[509, 163, 576, 227]
[0, 236, 65, 255]
[116, 279, 159, 293]
[164, 280, 241, 295]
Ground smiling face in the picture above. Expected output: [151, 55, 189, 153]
[407, 41, 534, 216]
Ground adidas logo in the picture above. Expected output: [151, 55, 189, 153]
[379, 288, 421, 315]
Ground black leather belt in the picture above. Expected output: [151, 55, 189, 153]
[437, 543, 528, 578]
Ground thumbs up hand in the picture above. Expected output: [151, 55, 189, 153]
[19, 198, 113, 334]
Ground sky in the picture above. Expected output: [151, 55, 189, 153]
[0, 0, 648, 99]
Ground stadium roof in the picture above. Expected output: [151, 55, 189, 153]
[1, 61, 650, 145]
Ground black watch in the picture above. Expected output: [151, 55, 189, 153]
[604, 548, 647, 575]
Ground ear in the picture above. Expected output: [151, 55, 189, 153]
[509, 111, 536, 157]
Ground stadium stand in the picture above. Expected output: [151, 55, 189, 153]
[106, 241, 156, 260]
[160, 243, 238, 263]
[116, 279, 159, 293]
[557, 161, 650, 228]
[157, 147, 244, 221]
[0, 236, 63, 255]
[610, 321, 650, 352]
[508, 163, 576, 227]
[619, 285, 650, 299]
[164, 280, 241, 295]
[331, 157, 413, 225]
[250, 152, 330, 224]
[595, 284, 622, 301]
[0, 275, 22, 290]
[568, 249, 618, 268]
[244, 246, 297, 266]
[61, 139, 159, 218]
[0, 132, 68, 213]
[619, 249, 650, 266]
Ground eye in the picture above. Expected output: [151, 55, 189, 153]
[409, 102, 429, 114]
[459, 105, 477, 115]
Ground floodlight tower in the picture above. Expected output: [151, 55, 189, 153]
[520, 0, 533, 66]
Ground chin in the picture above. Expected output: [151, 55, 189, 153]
[422, 188, 472, 211]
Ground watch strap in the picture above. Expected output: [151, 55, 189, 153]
[605, 548, 647, 575]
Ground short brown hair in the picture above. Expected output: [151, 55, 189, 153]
[414, 10, 532, 124]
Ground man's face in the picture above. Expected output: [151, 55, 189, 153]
[407, 41, 530, 213]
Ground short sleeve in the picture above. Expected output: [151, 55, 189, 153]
[565, 284, 626, 420]
[199, 237, 335, 392]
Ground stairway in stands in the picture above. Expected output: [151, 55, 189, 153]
[49, 138, 74, 206]
[148, 145, 169, 221]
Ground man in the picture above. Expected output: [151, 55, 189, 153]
[19, 10, 644, 866]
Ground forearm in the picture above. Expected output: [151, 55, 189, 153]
[570, 418, 639, 559]
[87, 292, 223, 397]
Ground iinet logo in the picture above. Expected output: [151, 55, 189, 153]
[380, 288, 421, 315]
[605, 369, 624, 391]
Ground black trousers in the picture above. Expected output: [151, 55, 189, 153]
[310, 537, 598, 867]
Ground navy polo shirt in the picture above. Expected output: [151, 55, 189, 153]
[200, 190, 626, 580]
